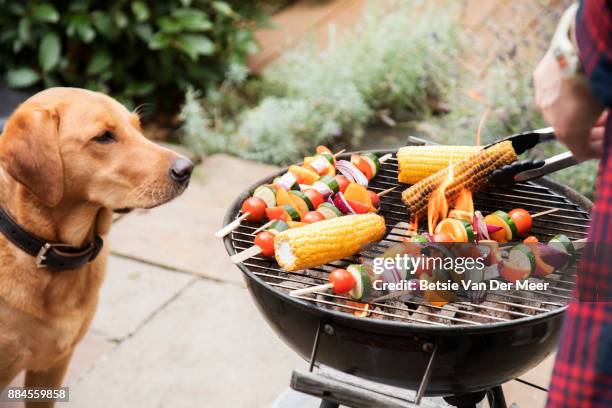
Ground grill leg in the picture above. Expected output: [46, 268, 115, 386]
[486, 386, 507, 408]
[319, 399, 339, 408]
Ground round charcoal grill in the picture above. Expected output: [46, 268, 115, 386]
[223, 150, 592, 400]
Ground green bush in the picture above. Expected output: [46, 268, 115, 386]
[0, 0, 266, 109]
[181, 0, 461, 164]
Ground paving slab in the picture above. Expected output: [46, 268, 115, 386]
[5, 332, 116, 408]
[91, 256, 195, 341]
[109, 154, 278, 283]
[67, 279, 304, 408]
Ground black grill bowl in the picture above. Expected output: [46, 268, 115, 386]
[223, 151, 592, 396]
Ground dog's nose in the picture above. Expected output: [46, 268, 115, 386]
[169, 158, 194, 183]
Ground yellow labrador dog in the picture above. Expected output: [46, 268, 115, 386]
[0, 88, 193, 406]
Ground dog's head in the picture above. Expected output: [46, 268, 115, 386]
[0, 87, 193, 211]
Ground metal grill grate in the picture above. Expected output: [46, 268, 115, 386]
[229, 153, 591, 327]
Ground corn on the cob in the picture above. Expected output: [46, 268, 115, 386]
[402, 141, 517, 221]
[274, 214, 386, 272]
[397, 145, 481, 184]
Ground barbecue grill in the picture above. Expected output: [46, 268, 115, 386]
[223, 149, 592, 406]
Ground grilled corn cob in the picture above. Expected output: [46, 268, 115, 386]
[397, 145, 481, 184]
[402, 141, 517, 221]
[275, 214, 386, 271]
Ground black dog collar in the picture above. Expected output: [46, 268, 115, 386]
[0, 207, 103, 271]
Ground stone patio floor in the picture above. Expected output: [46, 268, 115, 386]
[8, 154, 555, 407]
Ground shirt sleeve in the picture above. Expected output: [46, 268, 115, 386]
[576, 0, 612, 107]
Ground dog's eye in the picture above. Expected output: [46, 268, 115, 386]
[92, 132, 117, 144]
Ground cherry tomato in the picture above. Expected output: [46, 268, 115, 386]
[433, 231, 454, 242]
[241, 197, 267, 222]
[254, 231, 276, 257]
[334, 175, 351, 193]
[303, 189, 324, 209]
[509, 208, 533, 236]
[329, 268, 356, 294]
[302, 211, 326, 224]
[368, 190, 380, 209]
[523, 235, 538, 243]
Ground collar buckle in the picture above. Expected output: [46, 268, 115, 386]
[35, 242, 74, 269]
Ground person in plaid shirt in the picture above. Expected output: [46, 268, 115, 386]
[533, 1, 611, 407]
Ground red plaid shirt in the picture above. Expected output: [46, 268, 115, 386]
[547, 1, 612, 407]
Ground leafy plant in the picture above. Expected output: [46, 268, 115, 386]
[181, 0, 461, 164]
[0, 0, 266, 109]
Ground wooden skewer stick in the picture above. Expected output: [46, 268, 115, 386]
[572, 237, 588, 250]
[230, 245, 262, 263]
[215, 212, 250, 238]
[253, 219, 275, 235]
[290, 283, 334, 297]
[379, 153, 393, 163]
[532, 208, 559, 218]
[333, 149, 346, 158]
[377, 186, 396, 197]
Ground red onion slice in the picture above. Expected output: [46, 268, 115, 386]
[487, 224, 503, 234]
[333, 192, 356, 215]
[336, 160, 368, 187]
[313, 181, 332, 197]
[474, 211, 489, 240]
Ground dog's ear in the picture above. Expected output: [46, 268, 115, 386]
[0, 107, 64, 207]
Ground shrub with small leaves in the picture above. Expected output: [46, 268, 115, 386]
[0, 0, 265, 109]
[181, 0, 461, 164]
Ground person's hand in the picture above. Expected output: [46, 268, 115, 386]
[533, 49, 604, 160]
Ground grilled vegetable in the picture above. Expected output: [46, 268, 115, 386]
[351, 154, 373, 180]
[303, 189, 324, 209]
[509, 208, 532, 236]
[302, 211, 326, 224]
[241, 197, 267, 222]
[347, 199, 371, 214]
[501, 244, 534, 282]
[304, 154, 335, 176]
[289, 165, 319, 185]
[333, 192, 356, 215]
[266, 204, 300, 222]
[289, 190, 314, 214]
[276, 187, 294, 208]
[346, 264, 371, 300]
[253, 185, 276, 208]
[397, 145, 481, 184]
[268, 220, 290, 234]
[329, 268, 356, 294]
[254, 231, 276, 257]
[548, 234, 575, 268]
[274, 214, 386, 271]
[344, 183, 375, 211]
[274, 172, 299, 190]
[334, 175, 351, 193]
[317, 202, 342, 219]
[484, 210, 517, 243]
[312, 175, 340, 197]
[434, 218, 474, 242]
[368, 190, 380, 209]
[361, 152, 380, 178]
[401, 141, 517, 221]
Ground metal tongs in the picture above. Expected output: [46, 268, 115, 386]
[408, 127, 580, 184]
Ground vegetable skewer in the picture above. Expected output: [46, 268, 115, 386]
[289, 264, 371, 300]
[216, 150, 391, 238]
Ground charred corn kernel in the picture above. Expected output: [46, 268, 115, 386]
[402, 141, 517, 221]
[397, 145, 481, 184]
[274, 214, 386, 272]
